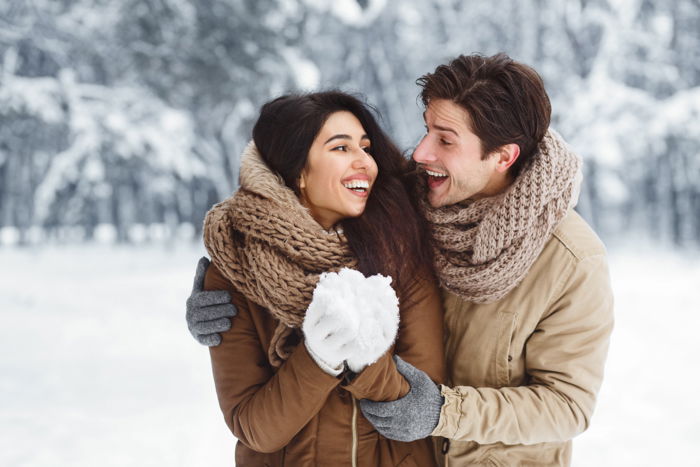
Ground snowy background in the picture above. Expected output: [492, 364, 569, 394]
[1, 0, 699, 466]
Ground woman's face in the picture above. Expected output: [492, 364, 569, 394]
[299, 111, 378, 230]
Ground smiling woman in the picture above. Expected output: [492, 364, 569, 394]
[251, 92, 434, 287]
[196, 91, 445, 466]
[299, 111, 378, 229]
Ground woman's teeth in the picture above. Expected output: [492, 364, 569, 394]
[343, 180, 369, 192]
[425, 169, 448, 178]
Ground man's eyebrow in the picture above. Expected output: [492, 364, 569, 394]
[433, 125, 459, 137]
[324, 134, 369, 145]
[423, 111, 459, 136]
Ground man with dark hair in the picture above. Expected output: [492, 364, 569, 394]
[186, 53, 613, 466]
[356, 53, 613, 466]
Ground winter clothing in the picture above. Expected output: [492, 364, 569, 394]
[417, 131, 613, 466]
[203, 141, 356, 367]
[361, 356, 444, 442]
[424, 129, 582, 303]
[186, 257, 237, 346]
[430, 210, 613, 466]
[303, 268, 400, 374]
[205, 264, 444, 466]
[203, 143, 446, 466]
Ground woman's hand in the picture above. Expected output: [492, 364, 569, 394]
[303, 268, 399, 374]
[303, 269, 360, 373]
[343, 272, 400, 372]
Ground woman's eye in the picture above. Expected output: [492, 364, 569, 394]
[332, 145, 348, 152]
[362, 146, 372, 154]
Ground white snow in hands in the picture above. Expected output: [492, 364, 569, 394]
[304, 268, 400, 370]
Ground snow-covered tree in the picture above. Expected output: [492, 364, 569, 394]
[0, 0, 698, 247]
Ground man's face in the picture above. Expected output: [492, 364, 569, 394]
[412, 99, 501, 208]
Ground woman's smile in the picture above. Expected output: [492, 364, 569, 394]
[299, 111, 378, 229]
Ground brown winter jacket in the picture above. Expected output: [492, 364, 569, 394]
[205, 263, 446, 466]
[431, 210, 614, 466]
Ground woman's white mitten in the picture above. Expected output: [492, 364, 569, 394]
[302, 269, 360, 374]
[344, 273, 400, 373]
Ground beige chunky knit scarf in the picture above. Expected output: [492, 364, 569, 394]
[423, 129, 582, 303]
[203, 141, 357, 366]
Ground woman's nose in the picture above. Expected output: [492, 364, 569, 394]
[351, 148, 372, 169]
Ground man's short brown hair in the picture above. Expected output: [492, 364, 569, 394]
[417, 53, 551, 176]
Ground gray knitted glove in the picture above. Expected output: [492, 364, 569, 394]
[360, 356, 444, 442]
[186, 257, 237, 346]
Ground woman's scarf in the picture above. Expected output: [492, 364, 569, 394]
[203, 142, 357, 366]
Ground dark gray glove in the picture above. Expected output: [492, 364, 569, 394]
[186, 257, 237, 346]
[360, 355, 444, 442]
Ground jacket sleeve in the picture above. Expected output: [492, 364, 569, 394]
[432, 254, 614, 445]
[343, 273, 446, 400]
[205, 265, 342, 453]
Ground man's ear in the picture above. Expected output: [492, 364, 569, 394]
[495, 143, 520, 173]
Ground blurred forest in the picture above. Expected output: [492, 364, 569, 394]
[1, 0, 699, 246]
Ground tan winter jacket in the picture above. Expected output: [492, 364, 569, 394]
[432, 210, 614, 466]
[205, 263, 446, 466]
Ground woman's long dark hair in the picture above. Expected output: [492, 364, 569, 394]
[252, 91, 434, 298]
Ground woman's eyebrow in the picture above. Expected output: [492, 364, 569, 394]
[324, 134, 369, 145]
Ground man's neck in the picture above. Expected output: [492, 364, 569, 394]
[471, 171, 515, 201]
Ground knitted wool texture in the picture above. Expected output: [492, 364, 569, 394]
[203, 141, 357, 366]
[423, 129, 582, 303]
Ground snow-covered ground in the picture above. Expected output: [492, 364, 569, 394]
[573, 245, 700, 467]
[1, 242, 699, 466]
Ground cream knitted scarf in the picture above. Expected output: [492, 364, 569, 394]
[203, 141, 357, 366]
[423, 130, 582, 303]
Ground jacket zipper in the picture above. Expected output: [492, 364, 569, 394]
[442, 438, 451, 467]
[351, 396, 358, 467]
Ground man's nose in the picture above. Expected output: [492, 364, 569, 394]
[412, 137, 435, 163]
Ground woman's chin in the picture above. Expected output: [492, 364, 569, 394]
[344, 205, 367, 219]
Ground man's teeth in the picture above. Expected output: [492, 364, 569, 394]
[343, 180, 369, 190]
[426, 169, 448, 178]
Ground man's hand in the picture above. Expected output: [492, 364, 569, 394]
[186, 257, 238, 346]
[360, 356, 444, 442]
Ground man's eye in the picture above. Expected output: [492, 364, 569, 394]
[440, 139, 452, 145]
